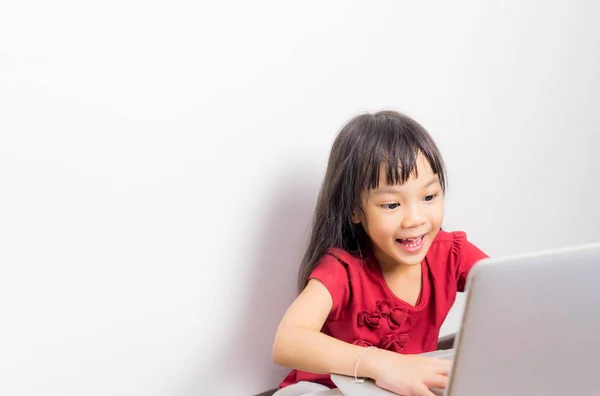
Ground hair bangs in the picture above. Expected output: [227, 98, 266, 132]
[359, 113, 447, 193]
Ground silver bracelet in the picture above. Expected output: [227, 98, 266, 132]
[353, 346, 377, 383]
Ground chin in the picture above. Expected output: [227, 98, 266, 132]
[397, 255, 425, 266]
[392, 243, 429, 266]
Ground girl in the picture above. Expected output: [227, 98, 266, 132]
[271, 110, 488, 396]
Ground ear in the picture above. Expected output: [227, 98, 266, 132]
[351, 211, 361, 224]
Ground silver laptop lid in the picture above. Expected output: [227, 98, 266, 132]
[448, 243, 600, 396]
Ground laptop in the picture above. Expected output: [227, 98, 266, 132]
[332, 243, 600, 396]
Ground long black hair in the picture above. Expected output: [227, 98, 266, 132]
[297, 110, 447, 292]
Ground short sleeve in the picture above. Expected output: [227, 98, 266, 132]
[308, 252, 351, 321]
[452, 232, 489, 292]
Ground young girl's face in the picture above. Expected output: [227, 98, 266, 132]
[356, 154, 444, 270]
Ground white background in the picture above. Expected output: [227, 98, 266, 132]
[1, 1, 599, 395]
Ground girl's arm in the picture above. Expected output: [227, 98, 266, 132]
[272, 278, 377, 377]
[272, 279, 451, 396]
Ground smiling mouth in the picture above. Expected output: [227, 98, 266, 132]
[396, 234, 426, 252]
[398, 235, 422, 245]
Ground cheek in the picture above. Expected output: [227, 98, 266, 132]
[429, 202, 445, 226]
[366, 213, 397, 236]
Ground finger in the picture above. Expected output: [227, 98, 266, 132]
[433, 366, 450, 376]
[430, 357, 452, 365]
[431, 360, 452, 375]
[423, 374, 448, 389]
[411, 382, 437, 396]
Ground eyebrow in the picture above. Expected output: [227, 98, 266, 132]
[372, 176, 440, 195]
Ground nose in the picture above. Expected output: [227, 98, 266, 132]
[401, 203, 426, 229]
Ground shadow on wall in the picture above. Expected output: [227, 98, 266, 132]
[188, 165, 321, 395]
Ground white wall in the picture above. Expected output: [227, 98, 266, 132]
[1, 1, 599, 395]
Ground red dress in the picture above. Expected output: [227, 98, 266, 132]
[279, 230, 488, 389]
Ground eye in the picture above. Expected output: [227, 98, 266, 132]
[423, 193, 439, 202]
[381, 203, 400, 210]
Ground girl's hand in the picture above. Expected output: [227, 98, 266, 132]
[366, 349, 451, 396]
